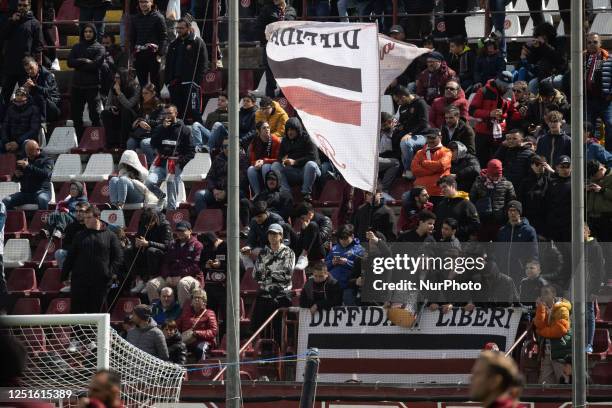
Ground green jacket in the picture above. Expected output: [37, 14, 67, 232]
[587, 172, 612, 217]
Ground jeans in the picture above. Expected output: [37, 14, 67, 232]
[308, 0, 331, 18]
[109, 176, 146, 205]
[586, 301, 595, 349]
[134, 49, 161, 90]
[146, 164, 183, 210]
[343, 288, 356, 306]
[247, 164, 273, 196]
[271, 161, 321, 194]
[79, 4, 109, 41]
[3, 190, 51, 210]
[55, 248, 67, 269]
[400, 135, 426, 170]
[489, 0, 507, 56]
[190, 122, 214, 151]
[378, 157, 400, 191]
[194, 189, 215, 214]
[337, 0, 349, 21]
[586, 98, 612, 151]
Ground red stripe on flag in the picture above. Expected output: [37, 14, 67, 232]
[319, 358, 475, 375]
[281, 86, 361, 126]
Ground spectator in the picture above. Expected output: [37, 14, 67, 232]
[506, 81, 532, 132]
[195, 93, 228, 152]
[20, 56, 60, 122]
[469, 351, 520, 408]
[78, 369, 123, 408]
[392, 86, 429, 178]
[76, 0, 110, 41]
[251, 223, 295, 336]
[130, 0, 167, 89]
[100, 33, 128, 99]
[534, 285, 572, 384]
[535, 111, 571, 167]
[496, 200, 539, 286]
[41, 181, 87, 235]
[3, 140, 52, 209]
[397, 210, 437, 242]
[377, 112, 401, 193]
[252, 170, 294, 221]
[584, 122, 612, 168]
[62, 205, 123, 314]
[326, 224, 364, 306]
[294, 202, 332, 265]
[127, 304, 169, 360]
[127, 84, 163, 165]
[165, 18, 207, 124]
[494, 129, 535, 192]
[585, 225, 605, 354]
[300, 261, 343, 314]
[416, 51, 458, 105]
[177, 288, 218, 361]
[524, 81, 570, 129]
[109, 150, 158, 209]
[448, 141, 480, 193]
[435, 175, 480, 241]
[519, 260, 547, 305]
[255, 96, 289, 140]
[102, 68, 140, 149]
[0, 201, 6, 313]
[151, 287, 182, 326]
[469, 71, 517, 167]
[519, 156, 552, 236]
[465, 256, 519, 309]
[1, 87, 41, 153]
[400, 1, 434, 41]
[411, 128, 452, 199]
[247, 121, 281, 196]
[352, 189, 396, 242]
[585, 33, 612, 151]
[429, 81, 469, 129]
[586, 160, 612, 242]
[0, 0, 43, 105]
[146, 104, 194, 210]
[441, 105, 476, 155]
[128, 207, 173, 294]
[271, 117, 321, 202]
[146, 221, 203, 307]
[162, 319, 186, 365]
[67, 24, 105, 140]
[484, 1, 508, 56]
[473, 38, 505, 90]
[243, 201, 290, 255]
[238, 94, 258, 149]
[54, 201, 89, 269]
[470, 159, 516, 240]
[257, 0, 297, 97]
[397, 186, 433, 233]
[447, 36, 476, 91]
[521, 23, 566, 93]
[200, 232, 227, 313]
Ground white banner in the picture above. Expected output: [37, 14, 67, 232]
[378, 34, 430, 94]
[295, 306, 522, 384]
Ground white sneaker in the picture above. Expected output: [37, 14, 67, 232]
[131, 280, 145, 294]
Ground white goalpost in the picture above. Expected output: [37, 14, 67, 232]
[0, 314, 186, 407]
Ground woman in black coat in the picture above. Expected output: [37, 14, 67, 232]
[101, 67, 140, 148]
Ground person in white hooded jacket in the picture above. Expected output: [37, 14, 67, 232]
[109, 150, 158, 209]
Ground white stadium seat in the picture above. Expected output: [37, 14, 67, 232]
[160, 180, 186, 207]
[202, 98, 218, 123]
[4, 239, 32, 268]
[44, 127, 78, 155]
[504, 14, 522, 38]
[0, 182, 20, 201]
[77, 154, 114, 182]
[590, 13, 612, 35]
[51, 154, 82, 182]
[381, 95, 394, 115]
[181, 153, 212, 182]
[466, 14, 486, 38]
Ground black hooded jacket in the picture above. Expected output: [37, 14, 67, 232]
[137, 211, 173, 252]
[278, 118, 320, 167]
[494, 144, 535, 192]
[165, 331, 187, 365]
[0, 11, 44, 75]
[19, 65, 61, 107]
[165, 32, 207, 85]
[1, 99, 41, 146]
[67, 24, 106, 89]
[130, 8, 168, 55]
[252, 170, 293, 221]
[352, 200, 396, 242]
[150, 119, 194, 168]
[239, 105, 257, 148]
[450, 141, 480, 192]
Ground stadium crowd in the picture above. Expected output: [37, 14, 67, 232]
[0, 0, 611, 385]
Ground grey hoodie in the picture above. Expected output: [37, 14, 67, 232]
[126, 318, 169, 361]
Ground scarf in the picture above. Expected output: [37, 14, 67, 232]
[425, 142, 442, 160]
[584, 49, 609, 94]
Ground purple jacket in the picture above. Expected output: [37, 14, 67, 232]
[161, 236, 203, 278]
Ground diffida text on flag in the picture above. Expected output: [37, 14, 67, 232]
[268, 27, 361, 49]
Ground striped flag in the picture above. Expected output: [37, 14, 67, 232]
[296, 307, 522, 384]
[266, 22, 430, 192]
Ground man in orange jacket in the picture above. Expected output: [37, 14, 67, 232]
[534, 284, 572, 384]
[411, 128, 452, 203]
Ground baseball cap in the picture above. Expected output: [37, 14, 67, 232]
[389, 25, 404, 34]
[175, 221, 192, 231]
[267, 223, 283, 234]
[556, 155, 571, 166]
[496, 71, 514, 85]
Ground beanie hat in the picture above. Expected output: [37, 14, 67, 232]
[507, 200, 522, 215]
[70, 181, 84, 196]
[538, 80, 555, 97]
[487, 159, 503, 177]
[427, 51, 445, 61]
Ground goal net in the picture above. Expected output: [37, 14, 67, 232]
[0, 314, 186, 407]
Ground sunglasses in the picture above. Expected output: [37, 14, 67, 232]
[445, 87, 458, 91]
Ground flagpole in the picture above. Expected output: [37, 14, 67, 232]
[373, 22, 381, 195]
[226, 0, 242, 405]
[569, 0, 586, 405]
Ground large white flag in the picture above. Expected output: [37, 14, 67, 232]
[266, 22, 429, 192]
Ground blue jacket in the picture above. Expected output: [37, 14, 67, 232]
[586, 139, 612, 168]
[535, 131, 571, 166]
[151, 299, 182, 326]
[496, 217, 539, 284]
[602, 58, 612, 97]
[325, 238, 365, 289]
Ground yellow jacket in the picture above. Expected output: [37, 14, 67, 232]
[255, 100, 289, 138]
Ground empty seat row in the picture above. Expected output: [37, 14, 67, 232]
[4, 238, 61, 269]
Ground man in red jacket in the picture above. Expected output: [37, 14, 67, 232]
[145, 221, 203, 307]
[416, 51, 458, 105]
[429, 80, 469, 128]
[469, 71, 519, 168]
